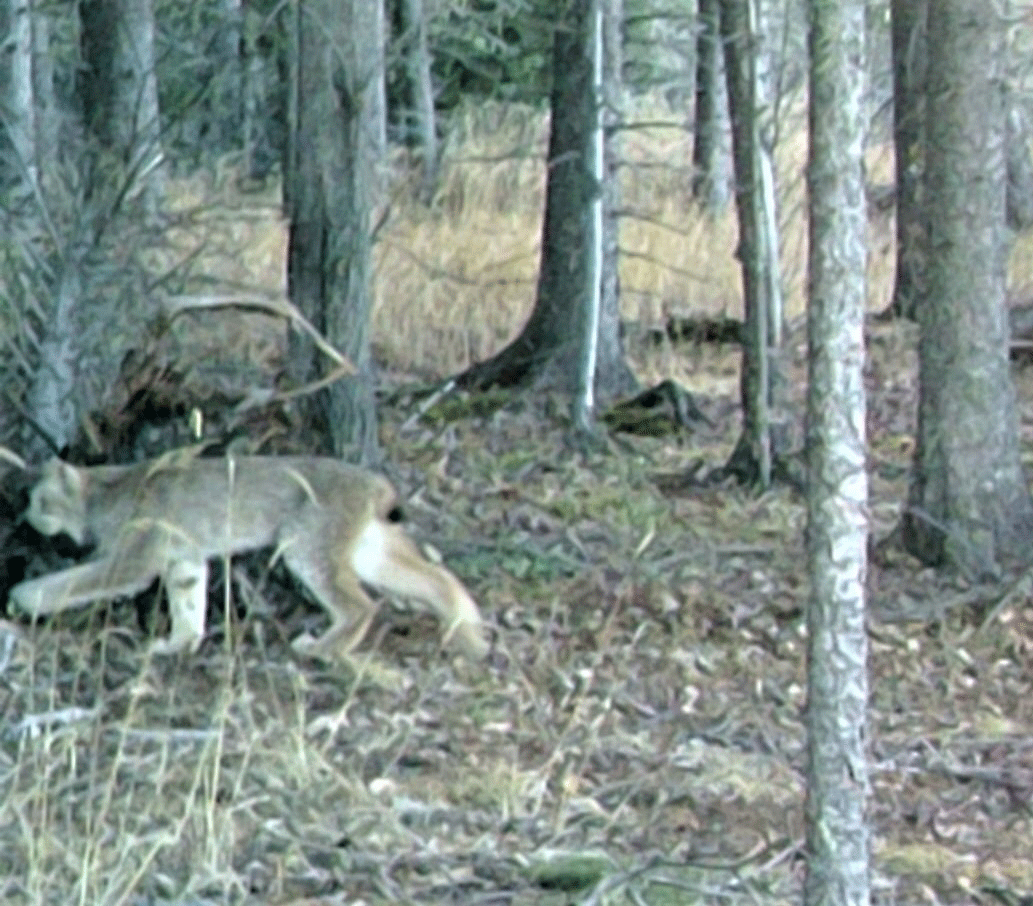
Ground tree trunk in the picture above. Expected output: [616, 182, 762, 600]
[79, 0, 164, 198]
[596, 0, 634, 406]
[400, 0, 438, 203]
[692, 0, 731, 211]
[210, 0, 243, 155]
[572, 0, 605, 435]
[281, 0, 299, 214]
[1005, 103, 1033, 234]
[719, 0, 785, 487]
[284, 0, 383, 462]
[242, 0, 273, 180]
[804, 0, 871, 903]
[24, 259, 83, 458]
[902, 0, 1033, 576]
[0, 0, 38, 189]
[886, 0, 926, 320]
[455, 0, 634, 406]
[30, 1, 56, 167]
[887, 1, 1033, 319]
[1, 0, 76, 457]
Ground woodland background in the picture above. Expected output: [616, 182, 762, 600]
[0, 1, 1031, 905]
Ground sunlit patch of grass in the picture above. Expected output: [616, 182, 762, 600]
[36, 94, 1033, 395]
[158, 95, 1001, 395]
[374, 98, 912, 385]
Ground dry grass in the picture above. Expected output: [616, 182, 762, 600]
[156, 96, 1028, 386]
[373, 99, 904, 389]
[7, 365, 1033, 903]
[5, 98, 1033, 905]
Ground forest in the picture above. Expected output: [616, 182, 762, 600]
[0, 1, 1031, 904]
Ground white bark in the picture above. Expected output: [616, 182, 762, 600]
[574, 0, 605, 433]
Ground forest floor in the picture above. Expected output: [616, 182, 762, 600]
[4, 103, 1033, 905]
[4, 316, 1033, 906]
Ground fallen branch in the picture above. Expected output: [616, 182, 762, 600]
[165, 294, 355, 372]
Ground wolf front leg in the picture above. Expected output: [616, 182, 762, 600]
[149, 558, 209, 655]
[9, 555, 159, 618]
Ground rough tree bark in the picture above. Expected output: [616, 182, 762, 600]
[284, 0, 384, 462]
[886, 0, 1033, 321]
[692, 0, 731, 211]
[804, 0, 871, 902]
[902, 0, 1033, 576]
